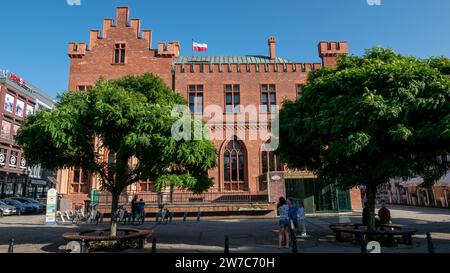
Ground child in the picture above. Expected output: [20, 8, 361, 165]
[138, 199, 146, 219]
[297, 202, 307, 237]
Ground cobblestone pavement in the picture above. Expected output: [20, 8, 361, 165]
[0, 205, 449, 253]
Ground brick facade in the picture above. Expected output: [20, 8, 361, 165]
[59, 7, 361, 211]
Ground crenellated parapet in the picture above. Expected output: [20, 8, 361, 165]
[68, 42, 86, 58]
[157, 41, 180, 57]
[318, 41, 349, 67]
[173, 59, 321, 74]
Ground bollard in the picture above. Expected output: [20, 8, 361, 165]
[8, 239, 14, 253]
[360, 241, 367, 253]
[224, 236, 229, 254]
[80, 239, 86, 254]
[152, 238, 157, 253]
[169, 212, 173, 223]
[0, 210, 3, 218]
[292, 235, 298, 253]
[155, 213, 159, 223]
[183, 212, 187, 222]
[427, 232, 435, 253]
[197, 211, 201, 222]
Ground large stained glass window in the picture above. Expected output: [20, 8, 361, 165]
[223, 138, 247, 191]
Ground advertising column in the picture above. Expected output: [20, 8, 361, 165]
[45, 188, 57, 225]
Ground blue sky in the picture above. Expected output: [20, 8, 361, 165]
[1, 0, 449, 98]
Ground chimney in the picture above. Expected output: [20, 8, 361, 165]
[116, 7, 129, 27]
[268, 37, 276, 60]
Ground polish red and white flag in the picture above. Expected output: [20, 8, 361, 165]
[193, 42, 208, 52]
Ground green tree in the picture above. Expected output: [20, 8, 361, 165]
[16, 74, 217, 236]
[279, 48, 450, 231]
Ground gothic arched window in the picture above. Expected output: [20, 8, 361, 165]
[223, 139, 247, 191]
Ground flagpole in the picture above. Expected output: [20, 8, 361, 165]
[192, 38, 194, 57]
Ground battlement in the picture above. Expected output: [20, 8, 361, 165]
[173, 62, 321, 74]
[318, 41, 348, 67]
[68, 43, 86, 58]
[158, 42, 180, 57]
[318, 41, 348, 57]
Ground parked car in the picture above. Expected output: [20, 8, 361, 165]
[1, 199, 35, 215]
[0, 200, 18, 216]
[11, 197, 45, 213]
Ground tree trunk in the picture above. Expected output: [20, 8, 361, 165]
[110, 191, 120, 237]
[170, 185, 174, 204]
[366, 184, 377, 232]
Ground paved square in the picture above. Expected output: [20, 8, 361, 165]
[0, 205, 449, 253]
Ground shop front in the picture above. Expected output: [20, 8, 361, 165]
[285, 178, 352, 214]
[0, 174, 28, 198]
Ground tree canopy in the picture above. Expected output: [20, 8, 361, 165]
[278, 48, 450, 230]
[16, 74, 217, 234]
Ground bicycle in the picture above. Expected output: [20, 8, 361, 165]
[156, 207, 170, 224]
[134, 210, 145, 226]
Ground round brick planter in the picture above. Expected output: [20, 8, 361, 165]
[63, 228, 152, 252]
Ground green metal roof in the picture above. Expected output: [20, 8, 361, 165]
[174, 55, 296, 64]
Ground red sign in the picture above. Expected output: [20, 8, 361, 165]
[9, 73, 27, 88]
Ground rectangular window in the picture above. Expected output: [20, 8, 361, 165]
[4, 93, 14, 113]
[1, 120, 11, 140]
[71, 168, 90, 194]
[139, 181, 153, 192]
[225, 84, 240, 113]
[188, 85, 204, 114]
[260, 84, 276, 113]
[114, 44, 126, 64]
[12, 125, 20, 136]
[15, 99, 24, 117]
[77, 85, 91, 91]
[297, 84, 304, 99]
[26, 104, 34, 116]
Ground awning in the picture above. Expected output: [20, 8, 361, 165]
[47, 176, 57, 185]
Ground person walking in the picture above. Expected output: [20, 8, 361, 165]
[131, 195, 139, 224]
[277, 197, 290, 249]
[297, 202, 307, 237]
[288, 198, 299, 235]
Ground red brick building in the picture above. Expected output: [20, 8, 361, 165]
[0, 71, 56, 199]
[57, 7, 362, 213]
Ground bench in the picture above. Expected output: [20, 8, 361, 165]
[330, 223, 417, 246]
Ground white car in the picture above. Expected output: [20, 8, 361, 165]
[0, 201, 18, 216]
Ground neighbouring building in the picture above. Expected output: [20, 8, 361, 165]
[375, 174, 450, 208]
[0, 70, 56, 199]
[58, 7, 362, 213]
